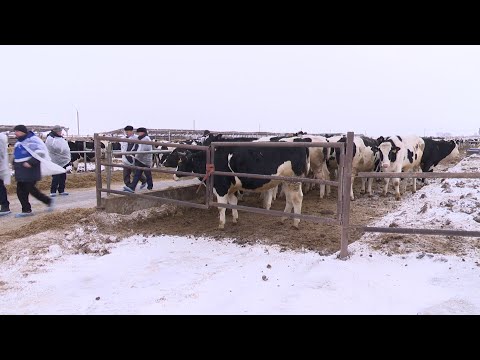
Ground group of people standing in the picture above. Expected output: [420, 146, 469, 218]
[0, 125, 70, 218]
[0, 124, 155, 218]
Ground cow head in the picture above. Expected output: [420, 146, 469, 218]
[173, 151, 205, 181]
[378, 140, 401, 170]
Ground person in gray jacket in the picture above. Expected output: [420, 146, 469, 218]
[121, 125, 146, 189]
[123, 127, 153, 193]
[45, 125, 71, 196]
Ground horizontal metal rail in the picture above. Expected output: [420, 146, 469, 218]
[100, 188, 209, 209]
[112, 150, 172, 155]
[357, 171, 480, 179]
[97, 136, 209, 151]
[212, 170, 339, 186]
[211, 202, 340, 225]
[100, 162, 204, 178]
[350, 225, 480, 237]
[211, 141, 344, 148]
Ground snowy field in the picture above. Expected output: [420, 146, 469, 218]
[0, 155, 479, 315]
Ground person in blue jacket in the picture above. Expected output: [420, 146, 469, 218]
[13, 125, 54, 217]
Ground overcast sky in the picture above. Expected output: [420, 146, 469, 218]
[1, 45, 479, 137]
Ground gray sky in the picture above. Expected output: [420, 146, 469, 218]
[1, 45, 479, 137]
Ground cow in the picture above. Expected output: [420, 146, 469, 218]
[68, 140, 105, 172]
[377, 135, 424, 200]
[174, 144, 309, 229]
[160, 139, 202, 168]
[419, 138, 459, 184]
[333, 136, 381, 200]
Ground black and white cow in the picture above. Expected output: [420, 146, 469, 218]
[68, 140, 106, 172]
[328, 136, 382, 200]
[420, 137, 459, 182]
[174, 145, 309, 229]
[377, 135, 424, 200]
[160, 139, 203, 168]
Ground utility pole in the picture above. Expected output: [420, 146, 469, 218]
[75, 108, 80, 135]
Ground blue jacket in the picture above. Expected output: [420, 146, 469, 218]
[13, 131, 41, 182]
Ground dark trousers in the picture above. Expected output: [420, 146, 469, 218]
[123, 167, 146, 187]
[0, 179, 9, 210]
[17, 181, 51, 213]
[51, 165, 68, 194]
[129, 161, 153, 190]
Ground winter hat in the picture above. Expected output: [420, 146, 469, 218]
[52, 125, 63, 132]
[124, 125, 134, 131]
[136, 127, 147, 133]
[13, 125, 28, 134]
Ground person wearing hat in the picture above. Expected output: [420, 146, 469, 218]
[121, 125, 146, 189]
[0, 132, 11, 216]
[12, 125, 55, 217]
[45, 125, 71, 196]
[123, 127, 153, 193]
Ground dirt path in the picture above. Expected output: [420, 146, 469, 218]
[0, 178, 200, 236]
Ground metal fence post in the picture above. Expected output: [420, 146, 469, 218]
[94, 134, 102, 209]
[339, 131, 354, 259]
[106, 142, 112, 197]
[83, 140, 87, 172]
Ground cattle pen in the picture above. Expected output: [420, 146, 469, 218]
[94, 132, 480, 260]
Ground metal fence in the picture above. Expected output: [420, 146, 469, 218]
[94, 132, 480, 260]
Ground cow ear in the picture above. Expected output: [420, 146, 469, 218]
[376, 136, 384, 144]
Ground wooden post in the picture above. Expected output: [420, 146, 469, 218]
[339, 131, 354, 259]
[106, 142, 112, 197]
[94, 134, 103, 209]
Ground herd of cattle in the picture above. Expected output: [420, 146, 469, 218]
[168, 133, 460, 229]
[60, 133, 462, 229]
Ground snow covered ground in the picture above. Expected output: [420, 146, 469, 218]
[0, 154, 479, 315]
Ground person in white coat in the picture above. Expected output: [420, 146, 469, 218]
[45, 125, 71, 196]
[0, 132, 11, 215]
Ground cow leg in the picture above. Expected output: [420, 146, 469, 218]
[215, 192, 228, 229]
[350, 176, 355, 201]
[227, 192, 239, 224]
[360, 177, 366, 194]
[326, 168, 337, 197]
[367, 177, 373, 197]
[72, 159, 80, 173]
[383, 178, 390, 197]
[263, 188, 273, 210]
[272, 185, 278, 201]
[318, 164, 329, 199]
[281, 182, 303, 228]
[400, 177, 407, 195]
[393, 177, 401, 200]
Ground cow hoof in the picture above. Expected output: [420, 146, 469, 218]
[395, 195, 401, 201]
[350, 197, 355, 201]
[218, 224, 225, 230]
[368, 193, 374, 198]
[291, 225, 300, 230]
[232, 221, 238, 226]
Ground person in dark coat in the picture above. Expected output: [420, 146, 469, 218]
[13, 125, 54, 217]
